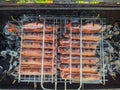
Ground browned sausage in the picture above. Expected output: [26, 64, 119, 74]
[21, 58, 56, 66]
[66, 23, 102, 33]
[60, 57, 99, 65]
[23, 22, 59, 32]
[63, 33, 101, 41]
[20, 67, 56, 75]
[58, 63, 98, 73]
[58, 48, 96, 57]
[61, 71, 100, 81]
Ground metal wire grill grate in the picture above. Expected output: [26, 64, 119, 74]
[18, 16, 106, 90]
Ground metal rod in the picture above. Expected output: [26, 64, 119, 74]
[69, 18, 72, 84]
[77, 18, 83, 90]
[65, 80, 67, 90]
[51, 18, 55, 83]
[34, 75, 37, 89]
[55, 81, 57, 90]
[43, 74, 45, 82]
[18, 21, 23, 82]
[55, 18, 58, 90]
[101, 19, 105, 85]
[29, 75, 30, 83]
[65, 19, 67, 33]
[99, 19, 102, 83]
[41, 17, 46, 84]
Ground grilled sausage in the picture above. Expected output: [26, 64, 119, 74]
[22, 42, 56, 49]
[58, 63, 98, 73]
[23, 22, 59, 32]
[60, 57, 99, 65]
[66, 23, 102, 33]
[63, 33, 101, 41]
[21, 58, 56, 66]
[60, 41, 99, 49]
[20, 66, 56, 75]
[61, 71, 100, 81]
[59, 49, 96, 56]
